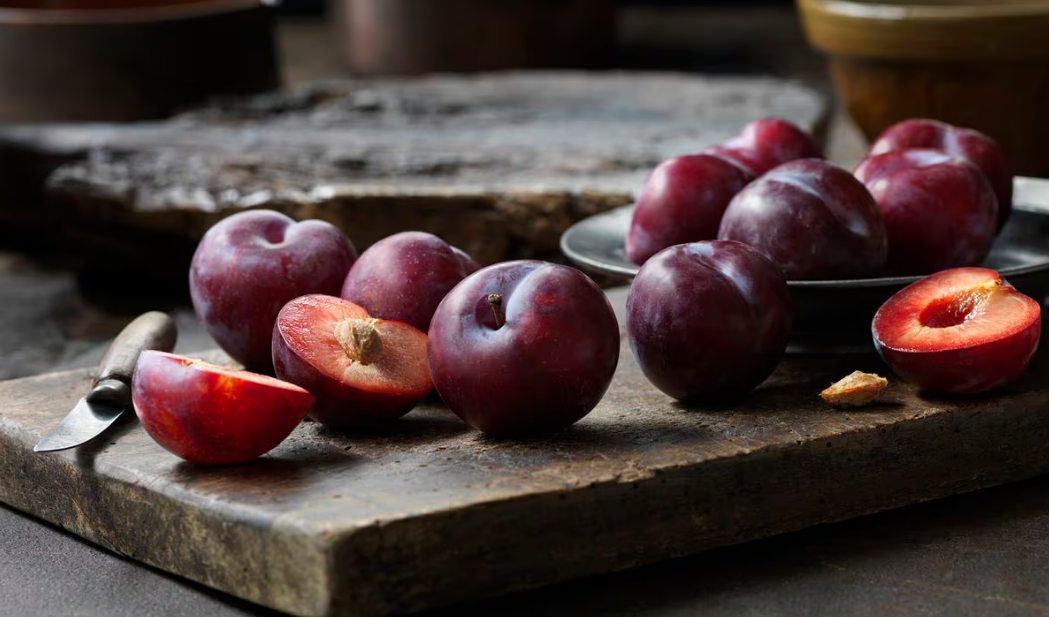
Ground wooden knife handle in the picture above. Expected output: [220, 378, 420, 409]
[94, 311, 178, 386]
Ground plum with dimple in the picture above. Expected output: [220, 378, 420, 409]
[718, 158, 887, 280]
[869, 118, 1012, 230]
[854, 149, 997, 276]
[190, 210, 357, 373]
[626, 240, 792, 401]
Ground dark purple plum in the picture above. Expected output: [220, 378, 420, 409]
[717, 158, 887, 280]
[868, 118, 1012, 230]
[427, 261, 620, 436]
[854, 149, 998, 276]
[626, 240, 792, 401]
[340, 231, 480, 332]
[704, 117, 822, 177]
[626, 154, 754, 265]
[190, 210, 358, 373]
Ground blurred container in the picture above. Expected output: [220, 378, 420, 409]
[0, 0, 279, 123]
[797, 0, 1049, 176]
[334, 0, 616, 75]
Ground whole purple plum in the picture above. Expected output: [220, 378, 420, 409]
[427, 261, 620, 436]
[189, 209, 357, 372]
[627, 240, 792, 401]
[626, 154, 754, 266]
[717, 158, 887, 280]
[340, 231, 479, 332]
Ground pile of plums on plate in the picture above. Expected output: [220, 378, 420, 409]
[627, 117, 1011, 278]
[625, 117, 1040, 402]
[133, 212, 621, 464]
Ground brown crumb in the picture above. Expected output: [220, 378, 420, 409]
[820, 371, 888, 408]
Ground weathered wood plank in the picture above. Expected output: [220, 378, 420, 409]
[1, 292, 1048, 617]
[0, 72, 828, 286]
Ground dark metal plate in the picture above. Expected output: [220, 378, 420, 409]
[561, 176, 1049, 354]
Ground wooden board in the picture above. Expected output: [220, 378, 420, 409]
[0, 72, 827, 282]
[2, 290, 1049, 617]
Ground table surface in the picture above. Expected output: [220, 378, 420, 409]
[5, 8, 1046, 617]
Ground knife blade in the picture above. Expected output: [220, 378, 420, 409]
[34, 311, 178, 453]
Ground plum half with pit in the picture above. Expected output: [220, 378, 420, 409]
[190, 210, 358, 373]
[340, 231, 480, 332]
[854, 149, 998, 276]
[869, 118, 1013, 230]
[427, 261, 620, 437]
[272, 295, 432, 429]
[704, 117, 822, 177]
[872, 267, 1041, 394]
[626, 154, 754, 265]
[717, 158, 887, 280]
[132, 350, 315, 465]
[627, 240, 792, 401]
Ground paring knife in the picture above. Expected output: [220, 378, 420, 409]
[34, 311, 178, 453]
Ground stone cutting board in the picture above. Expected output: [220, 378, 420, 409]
[1, 290, 1048, 617]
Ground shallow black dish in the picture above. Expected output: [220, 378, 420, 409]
[561, 176, 1049, 354]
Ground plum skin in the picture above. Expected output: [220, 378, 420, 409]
[626, 240, 793, 402]
[875, 324, 1040, 395]
[340, 231, 480, 332]
[869, 118, 1013, 231]
[427, 260, 620, 437]
[854, 149, 998, 276]
[717, 158, 887, 281]
[132, 350, 314, 465]
[626, 154, 755, 266]
[190, 209, 358, 373]
[704, 117, 822, 177]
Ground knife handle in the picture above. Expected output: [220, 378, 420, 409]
[93, 311, 178, 388]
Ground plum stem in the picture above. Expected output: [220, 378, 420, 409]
[487, 294, 505, 329]
[334, 318, 383, 365]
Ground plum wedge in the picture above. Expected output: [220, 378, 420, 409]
[273, 295, 432, 429]
[132, 351, 314, 465]
[872, 267, 1042, 394]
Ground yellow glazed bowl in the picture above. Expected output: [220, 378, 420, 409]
[797, 0, 1049, 176]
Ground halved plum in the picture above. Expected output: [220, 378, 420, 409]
[132, 350, 314, 465]
[272, 295, 431, 428]
[872, 267, 1042, 394]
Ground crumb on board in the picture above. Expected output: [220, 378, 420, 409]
[820, 371, 888, 408]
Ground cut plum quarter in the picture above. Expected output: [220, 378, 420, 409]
[872, 267, 1042, 394]
[132, 351, 315, 465]
[272, 295, 431, 429]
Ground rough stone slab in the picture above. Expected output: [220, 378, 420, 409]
[0, 72, 827, 280]
[2, 291, 1049, 617]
